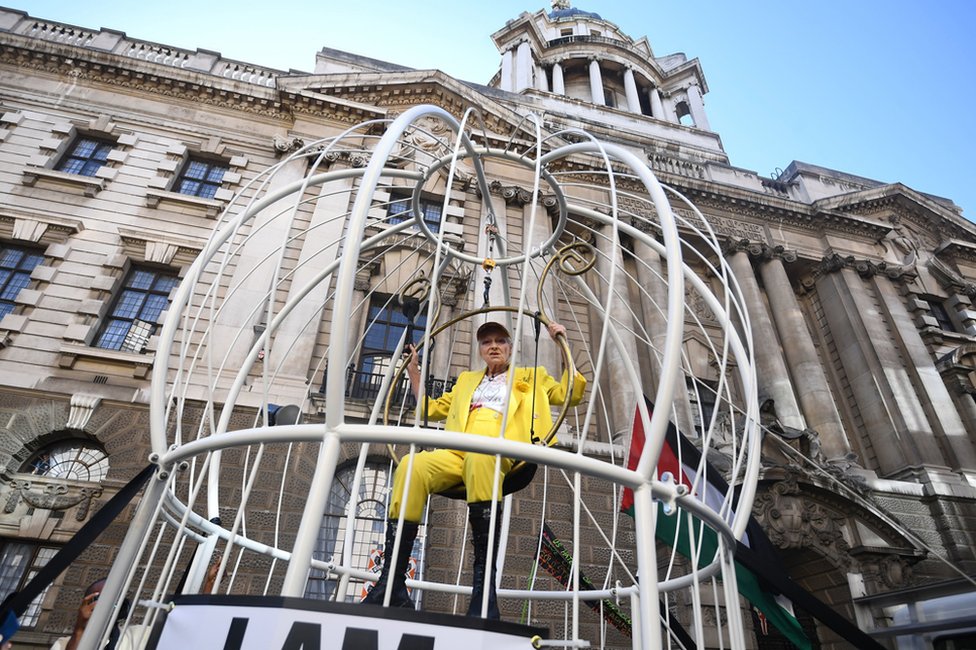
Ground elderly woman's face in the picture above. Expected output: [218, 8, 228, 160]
[479, 333, 512, 370]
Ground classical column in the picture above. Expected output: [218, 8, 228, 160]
[947, 385, 976, 464]
[686, 83, 711, 131]
[536, 64, 549, 92]
[590, 226, 640, 444]
[588, 58, 605, 105]
[521, 199, 559, 372]
[623, 67, 641, 114]
[662, 92, 678, 122]
[632, 230, 696, 435]
[649, 87, 665, 120]
[552, 61, 565, 95]
[515, 40, 533, 92]
[500, 47, 514, 92]
[758, 255, 851, 460]
[816, 265, 945, 475]
[727, 246, 805, 431]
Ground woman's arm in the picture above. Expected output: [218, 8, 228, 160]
[404, 344, 452, 421]
[542, 322, 587, 406]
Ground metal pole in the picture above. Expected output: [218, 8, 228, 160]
[77, 470, 167, 650]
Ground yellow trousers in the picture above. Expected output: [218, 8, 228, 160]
[389, 408, 514, 522]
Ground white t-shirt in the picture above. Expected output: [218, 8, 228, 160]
[469, 372, 509, 414]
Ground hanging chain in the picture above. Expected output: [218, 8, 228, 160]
[482, 222, 499, 307]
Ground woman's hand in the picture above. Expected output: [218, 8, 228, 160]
[403, 344, 420, 379]
[547, 321, 566, 340]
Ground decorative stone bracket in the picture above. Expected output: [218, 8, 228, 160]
[4, 478, 103, 522]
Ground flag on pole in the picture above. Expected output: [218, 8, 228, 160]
[620, 399, 812, 650]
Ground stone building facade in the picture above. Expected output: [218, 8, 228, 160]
[0, 3, 974, 649]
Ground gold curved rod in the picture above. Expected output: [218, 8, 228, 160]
[384, 305, 576, 464]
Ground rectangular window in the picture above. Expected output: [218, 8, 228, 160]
[347, 294, 428, 402]
[174, 158, 227, 199]
[55, 137, 114, 177]
[926, 299, 958, 332]
[0, 540, 59, 627]
[0, 245, 44, 320]
[387, 192, 442, 234]
[94, 266, 179, 352]
[687, 377, 718, 435]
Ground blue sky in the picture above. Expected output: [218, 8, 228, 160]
[12, 1, 976, 220]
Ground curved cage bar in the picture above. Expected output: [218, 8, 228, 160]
[96, 105, 761, 650]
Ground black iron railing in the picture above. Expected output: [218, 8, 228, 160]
[320, 366, 456, 406]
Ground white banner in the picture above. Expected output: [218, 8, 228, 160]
[151, 597, 542, 650]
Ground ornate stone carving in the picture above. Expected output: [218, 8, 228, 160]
[67, 393, 101, 431]
[753, 476, 852, 567]
[272, 135, 306, 154]
[486, 180, 534, 207]
[684, 214, 766, 243]
[723, 240, 796, 263]
[809, 252, 917, 284]
[5, 479, 103, 521]
[858, 553, 914, 590]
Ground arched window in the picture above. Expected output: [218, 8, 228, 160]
[675, 100, 695, 127]
[21, 440, 109, 482]
[305, 460, 424, 603]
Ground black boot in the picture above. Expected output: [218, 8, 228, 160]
[361, 520, 418, 608]
[466, 501, 501, 619]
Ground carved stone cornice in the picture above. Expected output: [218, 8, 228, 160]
[926, 256, 976, 300]
[800, 252, 917, 290]
[0, 42, 289, 119]
[832, 193, 971, 243]
[722, 239, 797, 263]
[935, 239, 976, 265]
[680, 185, 894, 241]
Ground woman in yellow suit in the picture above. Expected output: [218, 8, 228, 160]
[362, 320, 586, 618]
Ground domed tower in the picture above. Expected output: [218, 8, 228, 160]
[490, 0, 711, 130]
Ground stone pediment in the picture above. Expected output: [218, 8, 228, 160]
[813, 183, 976, 248]
[278, 70, 533, 141]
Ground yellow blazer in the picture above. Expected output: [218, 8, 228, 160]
[423, 366, 586, 446]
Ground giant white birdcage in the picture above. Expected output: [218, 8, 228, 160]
[83, 105, 763, 650]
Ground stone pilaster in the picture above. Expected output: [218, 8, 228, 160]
[815, 265, 946, 476]
[872, 276, 976, 470]
[686, 83, 710, 131]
